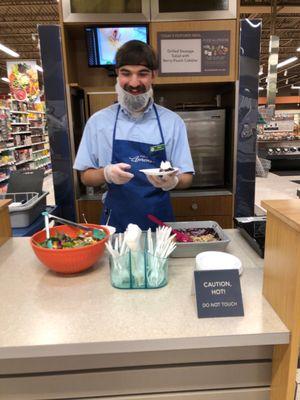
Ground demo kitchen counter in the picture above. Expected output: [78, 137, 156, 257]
[0, 230, 289, 400]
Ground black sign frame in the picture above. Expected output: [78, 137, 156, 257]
[194, 269, 244, 318]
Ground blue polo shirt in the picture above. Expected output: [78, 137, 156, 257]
[73, 102, 195, 174]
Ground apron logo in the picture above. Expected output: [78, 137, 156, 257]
[129, 155, 154, 164]
[150, 144, 165, 153]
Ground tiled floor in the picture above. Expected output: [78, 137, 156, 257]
[43, 173, 55, 206]
[255, 171, 300, 214]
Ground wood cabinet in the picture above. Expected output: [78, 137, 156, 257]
[77, 199, 103, 224]
[76, 195, 233, 228]
[171, 194, 233, 228]
[87, 91, 117, 117]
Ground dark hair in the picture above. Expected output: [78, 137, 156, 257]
[115, 40, 158, 70]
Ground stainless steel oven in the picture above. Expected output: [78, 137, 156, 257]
[176, 109, 226, 188]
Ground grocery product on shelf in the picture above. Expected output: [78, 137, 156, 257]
[0, 99, 51, 191]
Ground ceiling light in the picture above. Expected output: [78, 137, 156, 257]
[259, 65, 263, 75]
[0, 43, 19, 58]
[291, 85, 300, 89]
[258, 87, 264, 91]
[36, 65, 43, 72]
[245, 19, 261, 28]
[286, 79, 289, 84]
[284, 70, 288, 76]
[1, 77, 9, 83]
[297, 47, 300, 52]
[277, 57, 298, 69]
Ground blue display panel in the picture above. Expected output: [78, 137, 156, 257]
[234, 19, 262, 218]
[38, 25, 76, 221]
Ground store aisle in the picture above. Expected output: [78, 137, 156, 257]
[43, 173, 55, 206]
[255, 171, 300, 213]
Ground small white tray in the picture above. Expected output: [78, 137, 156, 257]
[139, 167, 178, 177]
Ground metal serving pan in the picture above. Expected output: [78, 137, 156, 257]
[166, 220, 230, 258]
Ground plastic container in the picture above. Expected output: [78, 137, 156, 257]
[165, 221, 231, 258]
[109, 233, 168, 289]
[2, 169, 48, 228]
[0, 191, 48, 228]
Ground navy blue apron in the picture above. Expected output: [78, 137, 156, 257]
[100, 104, 175, 233]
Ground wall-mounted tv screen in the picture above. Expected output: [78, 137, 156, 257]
[85, 25, 148, 67]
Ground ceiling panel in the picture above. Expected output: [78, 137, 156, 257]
[0, 0, 59, 94]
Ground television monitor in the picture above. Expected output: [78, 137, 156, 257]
[85, 25, 148, 67]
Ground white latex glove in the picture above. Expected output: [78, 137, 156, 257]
[104, 163, 134, 185]
[147, 171, 179, 191]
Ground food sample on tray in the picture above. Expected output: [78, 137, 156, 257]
[37, 230, 106, 249]
[159, 161, 175, 172]
[175, 228, 221, 243]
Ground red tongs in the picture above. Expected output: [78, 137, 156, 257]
[147, 214, 193, 242]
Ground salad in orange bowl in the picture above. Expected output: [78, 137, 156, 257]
[31, 224, 109, 274]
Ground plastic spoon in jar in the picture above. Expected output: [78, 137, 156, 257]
[147, 214, 193, 242]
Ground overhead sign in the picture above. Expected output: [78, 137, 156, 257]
[158, 31, 230, 76]
[194, 269, 244, 318]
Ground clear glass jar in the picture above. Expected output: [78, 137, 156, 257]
[109, 235, 168, 289]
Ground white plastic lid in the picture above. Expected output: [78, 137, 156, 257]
[195, 251, 243, 275]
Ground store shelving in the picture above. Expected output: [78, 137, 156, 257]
[0, 99, 51, 192]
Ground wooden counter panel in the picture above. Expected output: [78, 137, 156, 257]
[0, 361, 271, 399]
[0, 346, 272, 374]
[68, 388, 270, 400]
[261, 199, 300, 233]
[263, 211, 300, 400]
[0, 200, 12, 247]
[171, 195, 233, 217]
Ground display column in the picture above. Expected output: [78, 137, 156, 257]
[38, 25, 76, 220]
[234, 19, 262, 217]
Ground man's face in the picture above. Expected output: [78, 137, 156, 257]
[117, 65, 156, 95]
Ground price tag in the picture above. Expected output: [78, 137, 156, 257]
[194, 269, 244, 318]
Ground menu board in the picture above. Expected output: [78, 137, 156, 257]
[158, 31, 230, 76]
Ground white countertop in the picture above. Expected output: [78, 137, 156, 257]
[0, 230, 289, 359]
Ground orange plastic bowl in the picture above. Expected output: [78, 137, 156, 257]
[31, 224, 109, 274]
